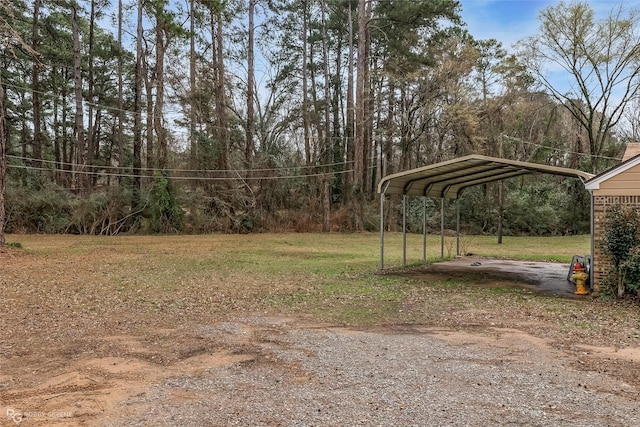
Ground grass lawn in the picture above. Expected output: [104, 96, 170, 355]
[383, 232, 591, 264]
[6, 231, 590, 278]
[2, 232, 597, 329]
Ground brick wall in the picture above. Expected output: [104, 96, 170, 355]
[592, 195, 640, 291]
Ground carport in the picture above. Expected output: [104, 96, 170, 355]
[377, 154, 594, 274]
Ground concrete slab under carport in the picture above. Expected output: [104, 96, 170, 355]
[391, 257, 581, 298]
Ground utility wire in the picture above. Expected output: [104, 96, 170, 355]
[7, 163, 354, 181]
[500, 134, 623, 162]
[7, 154, 354, 173]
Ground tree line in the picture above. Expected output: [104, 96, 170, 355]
[1, 0, 639, 242]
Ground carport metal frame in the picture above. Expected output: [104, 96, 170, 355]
[377, 155, 594, 277]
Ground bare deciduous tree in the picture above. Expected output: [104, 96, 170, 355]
[522, 1, 640, 173]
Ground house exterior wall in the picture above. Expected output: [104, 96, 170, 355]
[592, 194, 640, 292]
[594, 163, 640, 196]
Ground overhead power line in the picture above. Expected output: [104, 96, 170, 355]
[6, 154, 354, 173]
[500, 134, 623, 162]
[7, 163, 354, 181]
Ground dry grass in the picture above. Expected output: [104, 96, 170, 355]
[3, 232, 640, 424]
[393, 233, 591, 263]
[0, 232, 621, 335]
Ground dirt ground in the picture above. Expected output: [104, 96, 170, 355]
[2, 248, 640, 426]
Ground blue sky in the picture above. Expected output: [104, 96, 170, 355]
[459, 0, 554, 49]
[456, 0, 640, 132]
[458, 0, 640, 51]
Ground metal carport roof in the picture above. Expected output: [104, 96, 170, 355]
[377, 154, 594, 198]
[377, 154, 595, 271]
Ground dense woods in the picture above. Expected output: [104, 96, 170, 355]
[1, 0, 638, 238]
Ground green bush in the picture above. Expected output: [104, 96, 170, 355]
[620, 247, 640, 294]
[602, 205, 638, 267]
[601, 204, 640, 297]
[146, 172, 184, 233]
[5, 182, 74, 233]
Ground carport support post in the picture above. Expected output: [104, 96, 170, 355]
[423, 196, 427, 263]
[590, 191, 595, 289]
[380, 192, 385, 270]
[456, 198, 460, 256]
[440, 197, 445, 259]
[402, 194, 407, 266]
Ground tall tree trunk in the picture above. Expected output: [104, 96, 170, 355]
[399, 84, 410, 171]
[370, 61, 383, 194]
[21, 119, 27, 166]
[189, 0, 197, 169]
[132, 0, 144, 208]
[345, 2, 355, 204]
[86, 0, 96, 188]
[31, 0, 42, 173]
[145, 60, 154, 172]
[59, 75, 68, 187]
[301, 0, 311, 166]
[321, 0, 331, 232]
[246, 0, 255, 167]
[309, 42, 322, 160]
[117, 0, 125, 181]
[321, 2, 331, 163]
[354, 0, 368, 230]
[154, 8, 168, 170]
[363, 0, 373, 198]
[331, 37, 343, 203]
[0, 75, 6, 246]
[384, 80, 395, 179]
[52, 69, 62, 185]
[61, 74, 71, 188]
[92, 108, 102, 161]
[383, 80, 396, 231]
[155, 61, 167, 170]
[107, 119, 116, 186]
[72, 4, 86, 191]
[322, 175, 330, 232]
[213, 7, 229, 173]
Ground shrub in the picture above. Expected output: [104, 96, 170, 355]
[602, 205, 638, 267]
[619, 247, 640, 294]
[601, 204, 640, 297]
[69, 187, 135, 235]
[5, 182, 74, 233]
[145, 172, 184, 233]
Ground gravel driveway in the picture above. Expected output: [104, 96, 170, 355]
[103, 317, 639, 427]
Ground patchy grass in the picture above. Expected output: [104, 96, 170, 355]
[5, 233, 640, 427]
[2, 232, 633, 339]
[468, 235, 591, 262]
[3, 232, 640, 394]
[389, 233, 590, 264]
